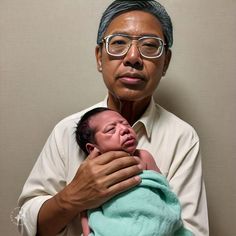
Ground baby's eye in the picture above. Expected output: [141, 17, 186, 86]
[105, 126, 115, 133]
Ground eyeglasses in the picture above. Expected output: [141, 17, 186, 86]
[103, 34, 166, 59]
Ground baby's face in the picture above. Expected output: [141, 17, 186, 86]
[89, 110, 137, 154]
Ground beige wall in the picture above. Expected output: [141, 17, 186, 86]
[1, 0, 235, 235]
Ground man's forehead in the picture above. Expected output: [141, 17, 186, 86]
[105, 10, 164, 39]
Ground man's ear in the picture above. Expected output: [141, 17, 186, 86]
[86, 143, 97, 154]
[95, 45, 102, 72]
[162, 49, 172, 76]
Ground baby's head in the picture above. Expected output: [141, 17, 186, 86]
[76, 107, 138, 155]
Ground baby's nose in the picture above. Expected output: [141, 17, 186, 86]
[120, 125, 129, 135]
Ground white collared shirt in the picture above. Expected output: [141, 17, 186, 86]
[18, 97, 209, 236]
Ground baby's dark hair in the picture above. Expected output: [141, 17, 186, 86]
[75, 107, 112, 155]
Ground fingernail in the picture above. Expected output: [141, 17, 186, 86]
[134, 175, 141, 182]
[137, 164, 143, 170]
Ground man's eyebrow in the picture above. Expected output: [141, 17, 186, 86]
[109, 31, 161, 38]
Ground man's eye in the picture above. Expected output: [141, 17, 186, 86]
[143, 42, 158, 48]
[111, 40, 126, 45]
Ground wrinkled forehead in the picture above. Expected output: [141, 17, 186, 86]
[89, 110, 126, 131]
[105, 10, 164, 38]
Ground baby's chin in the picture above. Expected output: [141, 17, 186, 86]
[123, 146, 137, 155]
[122, 138, 137, 154]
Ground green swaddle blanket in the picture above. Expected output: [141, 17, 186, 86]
[88, 170, 192, 236]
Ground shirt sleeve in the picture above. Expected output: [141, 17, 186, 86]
[168, 132, 209, 236]
[17, 126, 67, 236]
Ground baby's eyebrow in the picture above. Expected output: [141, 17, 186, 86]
[103, 119, 127, 130]
[106, 122, 116, 126]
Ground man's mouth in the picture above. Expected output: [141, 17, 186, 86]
[117, 72, 146, 85]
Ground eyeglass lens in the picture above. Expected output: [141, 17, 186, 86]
[107, 35, 163, 58]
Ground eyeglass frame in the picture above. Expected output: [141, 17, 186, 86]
[102, 33, 167, 59]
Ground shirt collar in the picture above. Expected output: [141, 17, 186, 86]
[133, 97, 157, 139]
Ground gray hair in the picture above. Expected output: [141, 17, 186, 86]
[97, 0, 173, 48]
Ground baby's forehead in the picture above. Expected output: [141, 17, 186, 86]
[90, 110, 127, 129]
[97, 110, 124, 120]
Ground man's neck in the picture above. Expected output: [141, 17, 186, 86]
[107, 93, 151, 125]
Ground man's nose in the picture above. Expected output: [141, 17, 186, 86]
[123, 43, 143, 69]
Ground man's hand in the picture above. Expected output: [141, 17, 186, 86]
[58, 148, 143, 213]
[37, 149, 142, 235]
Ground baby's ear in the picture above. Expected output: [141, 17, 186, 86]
[86, 143, 96, 154]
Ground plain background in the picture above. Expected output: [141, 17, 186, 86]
[1, 0, 235, 235]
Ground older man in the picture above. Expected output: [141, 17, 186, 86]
[18, 1, 209, 235]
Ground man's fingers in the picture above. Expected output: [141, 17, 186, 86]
[104, 155, 141, 175]
[75, 151, 142, 209]
[107, 175, 141, 197]
[89, 151, 129, 164]
[106, 164, 142, 187]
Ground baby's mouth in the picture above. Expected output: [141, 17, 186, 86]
[122, 135, 136, 147]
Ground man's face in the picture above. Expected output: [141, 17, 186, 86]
[96, 10, 171, 102]
[88, 110, 137, 154]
